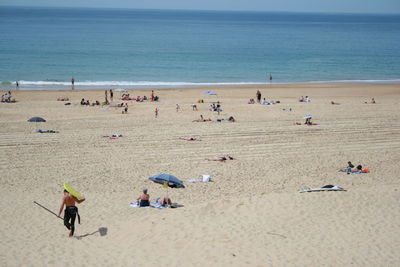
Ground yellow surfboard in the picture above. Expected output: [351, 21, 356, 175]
[63, 183, 84, 200]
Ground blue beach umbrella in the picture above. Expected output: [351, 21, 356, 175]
[149, 173, 185, 188]
[203, 91, 217, 95]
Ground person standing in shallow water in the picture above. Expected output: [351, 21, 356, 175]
[58, 190, 85, 237]
[71, 77, 75, 90]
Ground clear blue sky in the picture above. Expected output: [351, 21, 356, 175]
[1, 0, 399, 14]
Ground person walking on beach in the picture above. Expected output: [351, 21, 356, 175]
[105, 90, 108, 104]
[176, 104, 180, 112]
[71, 77, 75, 90]
[151, 90, 155, 101]
[110, 89, 114, 102]
[155, 108, 159, 118]
[58, 189, 85, 237]
[256, 90, 262, 103]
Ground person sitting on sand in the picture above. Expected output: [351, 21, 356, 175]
[80, 98, 86, 105]
[339, 161, 355, 173]
[248, 98, 255, 104]
[299, 96, 304, 102]
[261, 98, 268, 105]
[156, 197, 172, 207]
[206, 155, 235, 162]
[227, 116, 236, 122]
[137, 189, 150, 207]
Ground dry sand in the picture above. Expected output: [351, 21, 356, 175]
[1, 83, 400, 266]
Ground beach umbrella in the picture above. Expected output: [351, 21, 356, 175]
[149, 173, 185, 188]
[27, 117, 46, 122]
[203, 91, 217, 95]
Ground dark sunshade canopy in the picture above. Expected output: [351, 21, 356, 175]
[149, 173, 185, 188]
[27, 117, 46, 122]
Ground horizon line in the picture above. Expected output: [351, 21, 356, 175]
[1, 5, 400, 16]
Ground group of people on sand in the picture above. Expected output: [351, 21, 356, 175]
[339, 161, 369, 173]
[58, 186, 175, 237]
[250, 91, 280, 105]
[365, 98, 376, 104]
[80, 98, 100, 106]
[1, 91, 16, 103]
[121, 90, 159, 102]
[299, 96, 311, 102]
[136, 188, 172, 207]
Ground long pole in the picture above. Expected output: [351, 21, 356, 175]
[33, 201, 63, 220]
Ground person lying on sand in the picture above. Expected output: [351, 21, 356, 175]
[192, 115, 211, 122]
[156, 197, 172, 207]
[34, 129, 59, 133]
[206, 155, 235, 162]
[294, 117, 318, 126]
[331, 101, 340, 105]
[344, 164, 362, 172]
[180, 137, 199, 141]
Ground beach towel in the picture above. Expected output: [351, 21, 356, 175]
[130, 202, 164, 209]
[130, 202, 183, 209]
[188, 174, 212, 183]
[338, 169, 370, 174]
[299, 185, 346, 193]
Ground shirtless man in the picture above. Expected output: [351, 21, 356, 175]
[58, 190, 85, 237]
[137, 189, 150, 207]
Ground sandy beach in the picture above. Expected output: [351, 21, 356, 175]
[1, 83, 400, 266]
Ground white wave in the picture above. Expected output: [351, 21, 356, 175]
[9, 79, 400, 90]
[17, 80, 264, 86]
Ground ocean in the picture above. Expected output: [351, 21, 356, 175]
[1, 6, 400, 90]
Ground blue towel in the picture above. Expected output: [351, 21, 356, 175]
[129, 202, 164, 209]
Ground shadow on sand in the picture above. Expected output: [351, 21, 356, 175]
[75, 227, 108, 240]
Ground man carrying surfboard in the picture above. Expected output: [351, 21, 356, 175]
[58, 185, 85, 237]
